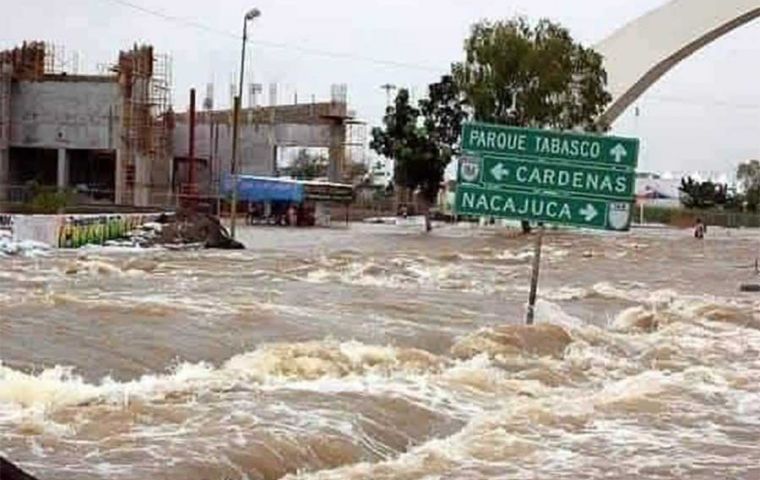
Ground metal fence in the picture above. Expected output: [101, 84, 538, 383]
[635, 204, 760, 229]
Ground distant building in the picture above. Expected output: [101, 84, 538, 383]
[635, 173, 681, 208]
[0, 42, 172, 206]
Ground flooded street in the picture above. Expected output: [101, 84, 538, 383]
[1, 224, 759, 479]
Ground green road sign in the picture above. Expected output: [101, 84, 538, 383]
[468, 155, 636, 201]
[455, 184, 633, 231]
[462, 122, 639, 170]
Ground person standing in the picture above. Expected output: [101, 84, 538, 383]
[694, 218, 706, 239]
[287, 204, 298, 227]
[246, 202, 254, 225]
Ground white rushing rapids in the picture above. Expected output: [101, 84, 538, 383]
[1, 225, 759, 479]
[2, 294, 758, 479]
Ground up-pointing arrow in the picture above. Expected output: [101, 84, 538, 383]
[579, 204, 599, 223]
[490, 163, 510, 181]
[610, 143, 628, 163]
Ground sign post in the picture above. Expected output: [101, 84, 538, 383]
[455, 122, 640, 324]
[526, 224, 544, 325]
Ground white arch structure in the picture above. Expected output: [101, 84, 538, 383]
[596, 0, 760, 125]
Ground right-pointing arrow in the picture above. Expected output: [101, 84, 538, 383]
[579, 204, 599, 223]
[490, 163, 510, 182]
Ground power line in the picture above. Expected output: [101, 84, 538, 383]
[102, 0, 441, 72]
[643, 94, 760, 111]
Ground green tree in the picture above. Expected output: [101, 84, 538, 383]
[371, 78, 468, 230]
[453, 17, 611, 131]
[418, 75, 469, 201]
[287, 149, 327, 180]
[453, 17, 612, 232]
[679, 177, 728, 209]
[737, 160, 760, 211]
[370, 89, 421, 193]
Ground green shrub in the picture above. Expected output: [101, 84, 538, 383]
[28, 188, 73, 214]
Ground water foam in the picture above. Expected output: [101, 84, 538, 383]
[4, 287, 760, 479]
[285, 297, 760, 479]
[0, 341, 445, 417]
[0, 238, 50, 258]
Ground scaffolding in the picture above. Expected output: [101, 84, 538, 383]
[43, 43, 82, 75]
[345, 119, 368, 170]
[0, 43, 37, 197]
[0, 41, 84, 81]
[114, 45, 172, 205]
[0, 62, 11, 201]
[0, 41, 46, 81]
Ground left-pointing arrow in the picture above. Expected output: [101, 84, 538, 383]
[491, 163, 509, 181]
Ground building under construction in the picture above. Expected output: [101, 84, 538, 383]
[172, 98, 355, 199]
[0, 41, 358, 208]
[0, 41, 172, 206]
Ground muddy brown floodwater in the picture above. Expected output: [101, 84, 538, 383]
[1, 223, 759, 479]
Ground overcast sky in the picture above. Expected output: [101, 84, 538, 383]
[2, 0, 760, 176]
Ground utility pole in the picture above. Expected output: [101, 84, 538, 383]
[380, 83, 397, 109]
[188, 88, 196, 208]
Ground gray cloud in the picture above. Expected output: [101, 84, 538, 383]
[2, 0, 759, 174]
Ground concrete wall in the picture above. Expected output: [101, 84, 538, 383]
[7, 212, 166, 248]
[10, 79, 121, 150]
[173, 121, 334, 178]
[172, 102, 350, 183]
[0, 66, 12, 199]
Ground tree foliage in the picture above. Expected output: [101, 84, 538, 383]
[737, 160, 760, 211]
[679, 177, 729, 210]
[370, 89, 419, 193]
[287, 149, 327, 180]
[371, 16, 612, 212]
[371, 76, 467, 203]
[453, 17, 611, 131]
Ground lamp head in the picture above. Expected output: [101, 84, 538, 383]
[245, 8, 261, 20]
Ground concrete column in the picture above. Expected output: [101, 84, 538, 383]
[115, 149, 125, 204]
[328, 124, 346, 183]
[271, 145, 278, 176]
[0, 148, 8, 201]
[57, 148, 69, 190]
[0, 64, 10, 202]
[134, 153, 149, 207]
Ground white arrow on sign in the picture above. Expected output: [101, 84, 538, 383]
[579, 204, 599, 222]
[610, 143, 628, 163]
[490, 163, 510, 181]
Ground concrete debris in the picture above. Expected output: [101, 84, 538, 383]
[104, 211, 244, 250]
[159, 210, 245, 250]
[0, 231, 50, 257]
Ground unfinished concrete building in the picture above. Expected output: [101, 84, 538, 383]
[0, 41, 172, 206]
[0, 41, 356, 208]
[172, 89, 354, 197]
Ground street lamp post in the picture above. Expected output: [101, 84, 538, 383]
[230, 7, 261, 239]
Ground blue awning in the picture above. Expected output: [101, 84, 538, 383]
[222, 175, 304, 203]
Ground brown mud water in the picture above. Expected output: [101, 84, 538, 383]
[1, 224, 759, 479]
